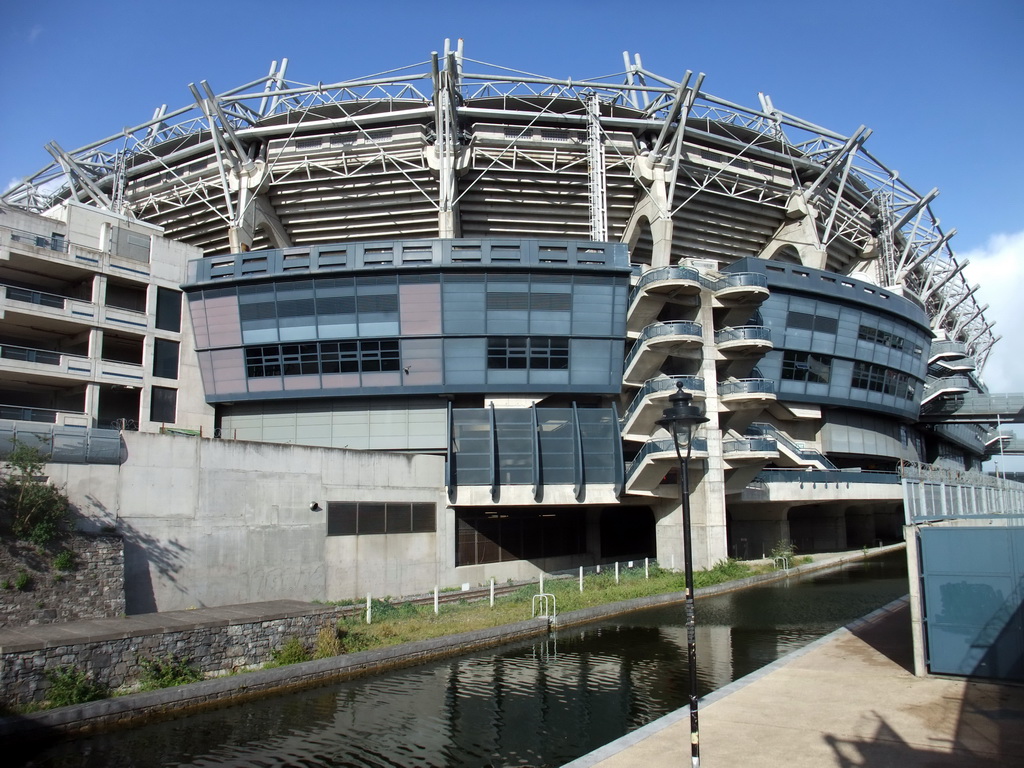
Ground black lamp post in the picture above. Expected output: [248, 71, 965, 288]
[656, 380, 709, 768]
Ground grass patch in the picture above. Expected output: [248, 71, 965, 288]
[332, 560, 757, 654]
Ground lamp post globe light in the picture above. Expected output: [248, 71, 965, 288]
[656, 380, 710, 768]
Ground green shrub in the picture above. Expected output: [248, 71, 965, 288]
[137, 655, 204, 690]
[368, 597, 418, 621]
[266, 637, 311, 667]
[46, 667, 109, 707]
[314, 625, 343, 658]
[53, 550, 76, 571]
[14, 570, 30, 591]
[1, 442, 71, 545]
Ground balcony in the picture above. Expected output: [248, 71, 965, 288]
[928, 339, 969, 364]
[921, 374, 972, 406]
[0, 404, 91, 428]
[723, 436, 778, 462]
[718, 378, 777, 408]
[622, 322, 703, 386]
[624, 436, 708, 497]
[620, 376, 705, 442]
[714, 325, 773, 356]
[627, 266, 701, 333]
[0, 343, 144, 386]
[703, 272, 769, 306]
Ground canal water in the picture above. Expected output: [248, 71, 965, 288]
[22, 552, 908, 768]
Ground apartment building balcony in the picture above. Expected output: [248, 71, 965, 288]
[0, 403, 91, 429]
[0, 285, 149, 334]
[620, 375, 705, 442]
[1, 224, 153, 283]
[626, 266, 701, 333]
[624, 436, 708, 497]
[622, 322, 703, 386]
[0, 343, 144, 387]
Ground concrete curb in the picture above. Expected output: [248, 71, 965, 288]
[560, 594, 912, 768]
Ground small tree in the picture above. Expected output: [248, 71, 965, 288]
[1, 442, 71, 545]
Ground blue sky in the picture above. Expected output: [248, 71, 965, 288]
[2, 1, 1023, 450]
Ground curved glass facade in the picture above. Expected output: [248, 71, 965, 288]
[731, 259, 932, 420]
[184, 239, 630, 402]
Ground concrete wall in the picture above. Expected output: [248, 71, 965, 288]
[48, 431, 447, 612]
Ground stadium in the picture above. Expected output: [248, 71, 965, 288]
[0, 42, 1013, 608]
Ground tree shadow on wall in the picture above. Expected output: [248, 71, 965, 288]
[81, 494, 190, 614]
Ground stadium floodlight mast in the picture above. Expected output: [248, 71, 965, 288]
[656, 380, 710, 768]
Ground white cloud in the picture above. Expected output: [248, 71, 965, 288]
[27, 26, 42, 44]
[961, 230, 1024, 394]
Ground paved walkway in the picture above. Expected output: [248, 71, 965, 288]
[565, 599, 1024, 768]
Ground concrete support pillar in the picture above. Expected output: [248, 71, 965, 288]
[586, 508, 602, 562]
[844, 505, 876, 548]
[91, 274, 106, 305]
[83, 382, 100, 427]
[87, 328, 102, 362]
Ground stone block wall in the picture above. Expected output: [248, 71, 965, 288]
[0, 533, 124, 628]
[0, 602, 342, 706]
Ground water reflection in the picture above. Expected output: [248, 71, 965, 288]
[21, 552, 908, 768]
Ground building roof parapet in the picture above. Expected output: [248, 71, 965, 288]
[728, 257, 929, 328]
[185, 238, 630, 287]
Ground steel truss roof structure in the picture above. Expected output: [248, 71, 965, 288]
[2, 41, 996, 370]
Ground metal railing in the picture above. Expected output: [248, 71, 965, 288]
[928, 339, 968, 361]
[723, 436, 777, 454]
[700, 272, 768, 292]
[0, 344, 65, 367]
[714, 325, 772, 345]
[4, 226, 69, 254]
[753, 467, 901, 485]
[747, 422, 838, 469]
[718, 378, 776, 397]
[625, 436, 709, 483]
[624, 321, 703, 371]
[3, 284, 69, 310]
[620, 376, 705, 427]
[629, 265, 700, 303]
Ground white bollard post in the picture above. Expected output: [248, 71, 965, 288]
[615, 561, 620, 584]
[645, 557, 650, 579]
[579, 565, 584, 593]
[434, 586, 439, 615]
[366, 592, 372, 624]
[490, 577, 495, 607]
[597, 564, 601, 574]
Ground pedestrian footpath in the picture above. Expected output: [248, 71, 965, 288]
[564, 598, 1024, 767]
